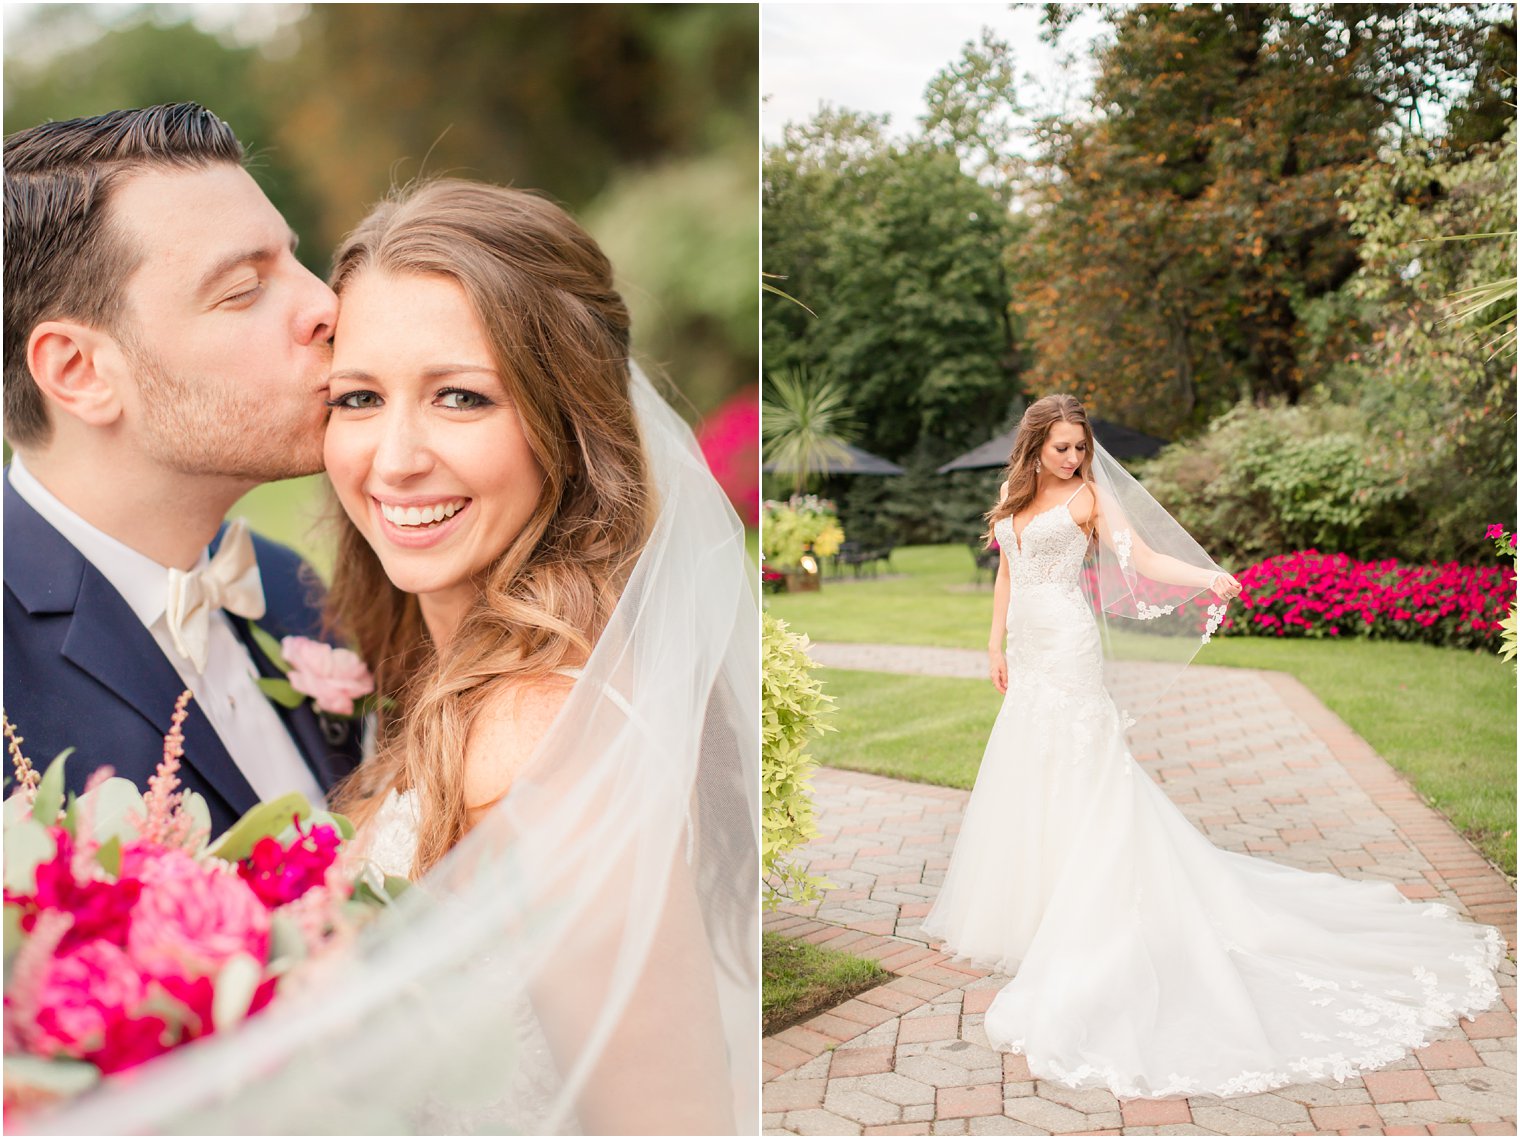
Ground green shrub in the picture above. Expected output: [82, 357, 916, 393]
[1138, 400, 1415, 566]
[761, 613, 835, 908]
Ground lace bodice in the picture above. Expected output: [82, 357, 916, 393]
[363, 786, 421, 882]
[994, 495, 1090, 591]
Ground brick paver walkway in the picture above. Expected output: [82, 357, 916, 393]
[764, 645, 1517, 1136]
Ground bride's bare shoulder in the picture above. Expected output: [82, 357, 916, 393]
[463, 673, 577, 820]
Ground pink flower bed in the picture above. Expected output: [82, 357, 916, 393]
[1221, 550, 1516, 650]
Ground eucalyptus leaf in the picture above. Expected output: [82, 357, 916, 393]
[204, 793, 312, 863]
[3, 792, 32, 829]
[267, 914, 309, 969]
[181, 790, 213, 849]
[4, 819, 57, 893]
[326, 811, 356, 841]
[96, 834, 123, 877]
[81, 777, 147, 846]
[212, 953, 263, 1031]
[2, 1054, 101, 1098]
[257, 677, 306, 709]
[31, 750, 71, 826]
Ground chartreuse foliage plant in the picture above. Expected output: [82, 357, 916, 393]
[761, 613, 834, 909]
[762, 496, 844, 570]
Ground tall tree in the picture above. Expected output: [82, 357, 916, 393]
[763, 108, 1022, 460]
[1016, 3, 1511, 436]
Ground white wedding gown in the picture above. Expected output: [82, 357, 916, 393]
[919, 497, 1504, 1099]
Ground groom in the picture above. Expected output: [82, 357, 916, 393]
[3, 103, 362, 837]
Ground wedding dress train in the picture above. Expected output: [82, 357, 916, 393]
[919, 490, 1504, 1099]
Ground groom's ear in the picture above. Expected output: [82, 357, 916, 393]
[26, 320, 129, 429]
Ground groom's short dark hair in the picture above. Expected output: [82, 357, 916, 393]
[3, 103, 244, 447]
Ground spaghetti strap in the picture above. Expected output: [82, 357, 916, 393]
[549, 665, 638, 719]
[1063, 481, 1089, 508]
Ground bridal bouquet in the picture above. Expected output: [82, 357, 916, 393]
[2, 692, 402, 1114]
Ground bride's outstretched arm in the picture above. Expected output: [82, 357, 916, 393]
[1091, 487, 1227, 593]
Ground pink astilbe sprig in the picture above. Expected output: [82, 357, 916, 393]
[69, 767, 116, 880]
[136, 690, 197, 849]
[2, 909, 71, 1053]
[4, 712, 39, 807]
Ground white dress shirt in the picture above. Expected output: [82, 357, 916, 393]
[8, 456, 326, 807]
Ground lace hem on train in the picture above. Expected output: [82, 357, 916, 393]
[991, 915, 1504, 1100]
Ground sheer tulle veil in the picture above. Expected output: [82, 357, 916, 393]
[32, 363, 760, 1135]
[1083, 435, 1232, 733]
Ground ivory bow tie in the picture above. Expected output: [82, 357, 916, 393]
[165, 518, 267, 673]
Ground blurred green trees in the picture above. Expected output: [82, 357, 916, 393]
[4, 3, 757, 419]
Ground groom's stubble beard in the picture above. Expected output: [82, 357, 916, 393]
[123, 332, 329, 483]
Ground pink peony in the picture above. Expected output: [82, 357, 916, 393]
[280, 636, 375, 716]
[21, 940, 169, 1074]
[123, 847, 270, 977]
[237, 817, 345, 909]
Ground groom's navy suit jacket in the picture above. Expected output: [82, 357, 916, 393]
[3, 476, 362, 837]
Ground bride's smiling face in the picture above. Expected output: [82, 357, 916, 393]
[324, 270, 546, 628]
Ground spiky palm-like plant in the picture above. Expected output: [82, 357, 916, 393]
[761, 368, 857, 496]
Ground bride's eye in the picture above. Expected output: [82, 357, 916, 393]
[438, 388, 493, 410]
[327, 390, 381, 410]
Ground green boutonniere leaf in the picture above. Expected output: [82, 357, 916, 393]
[247, 621, 292, 673]
[257, 677, 306, 710]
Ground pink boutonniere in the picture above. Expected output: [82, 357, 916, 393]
[246, 624, 377, 719]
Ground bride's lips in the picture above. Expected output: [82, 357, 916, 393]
[371, 496, 473, 549]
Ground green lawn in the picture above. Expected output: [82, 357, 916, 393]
[762, 931, 886, 1035]
[774, 544, 1517, 876]
[768, 544, 1000, 647]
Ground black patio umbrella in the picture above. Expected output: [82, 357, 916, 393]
[935, 418, 1169, 473]
[764, 442, 906, 476]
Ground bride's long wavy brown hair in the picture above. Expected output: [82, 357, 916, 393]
[984, 394, 1096, 546]
[325, 178, 654, 875]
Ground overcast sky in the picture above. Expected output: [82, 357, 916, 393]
[761, 2, 1107, 150]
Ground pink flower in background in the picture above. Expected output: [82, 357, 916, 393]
[280, 637, 375, 716]
[696, 388, 760, 527]
[1486, 524, 1505, 539]
[124, 847, 270, 976]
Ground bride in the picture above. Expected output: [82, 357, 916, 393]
[36, 180, 758, 1135]
[921, 393, 1504, 1100]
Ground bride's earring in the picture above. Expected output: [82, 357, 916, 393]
[1035, 459, 1042, 473]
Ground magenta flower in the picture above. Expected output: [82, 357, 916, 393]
[237, 817, 345, 909]
[4, 829, 142, 954]
[280, 637, 375, 716]
[1487, 524, 1506, 539]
